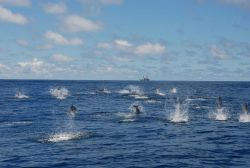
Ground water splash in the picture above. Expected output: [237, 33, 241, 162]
[42, 132, 89, 143]
[168, 98, 189, 123]
[117, 89, 130, 95]
[15, 91, 29, 99]
[117, 102, 144, 122]
[170, 87, 177, 94]
[155, 88, 165, 96]
[127, 85, 144, 95]
[97, 88, 111, 94]
[209, 108, 229, 121]
[50, 87, 69, 100]
[239, 113, 250, 123]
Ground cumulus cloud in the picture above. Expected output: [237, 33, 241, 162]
[0, 5, 28, 24]
[43, 2, 67, 14]
[134, 43, 166, 56]
[0, 63, 9, 73]
[0, 0, 31, 7]
[52, 54, 73, 62]
[210, 45, 228, 59]
[45, 31, 83, 46]
[17, 58, 50, 74]
[114, 39, 133, 48]
[97, 40, 167, 56]
[63, 14, 102, 32]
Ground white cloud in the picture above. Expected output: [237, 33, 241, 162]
[52, 54, 73, 62]
[16, 39, 28, 47]
[210, 45, 228, 59]
[114, 39, 132, 48]
[17, 58, 50, 74]
[43, 2, 67, 14]
[63, 14, 102, 32]
[45, 31, 83, 46]
[0, 63, 9, 73]
[134, 43, 166, 56]
[0, 5, 28, 24]
[97, 42, 112, 49]
[0, 0, 31, 7]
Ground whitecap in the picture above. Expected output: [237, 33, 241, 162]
[44, 132, 89, 143]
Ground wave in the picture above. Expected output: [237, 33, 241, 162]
[50, 87, 69, 100]
[145, 100, 161, 104]
[42, 132, 89, 143]
[117, 89, 130, 95]
[15, 91, 29, 99]
[1, 121, 33, 126]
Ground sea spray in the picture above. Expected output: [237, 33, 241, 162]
[155, 88, 165, 96]
[50, 87, 69, 100]
[209, 107, 229, 121]
[15, 90, 29, 99]
[166, 97, 189, 123]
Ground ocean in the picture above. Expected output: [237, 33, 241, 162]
[1, 80, 250, 167]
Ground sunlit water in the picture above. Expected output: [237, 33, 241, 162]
[1, 80, 250, 167]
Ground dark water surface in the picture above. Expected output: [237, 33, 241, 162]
[1, 80, 250, 167]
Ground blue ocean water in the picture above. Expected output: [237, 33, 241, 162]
[1, 80, 250, 167]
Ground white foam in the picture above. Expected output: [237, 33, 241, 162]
[239, 113, 250, 123]
[170, 88, 177, 94]
[209, 108, 228, 121]
[46, 132, 87, 143]
[50, 87, 69, 100]
[169, 101, 188, 123]
[133, 95, 148, 99]
[145, 100, 161, 104]
[117, 89, 130, 94]
[15, 91, 29, 99]
[127, 85, 144, 95]
[117, 112, 137, 122]
[5, 121, 32, 126]
[155, 89, 165, 96]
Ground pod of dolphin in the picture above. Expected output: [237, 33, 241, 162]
[15, 87, 250, 121]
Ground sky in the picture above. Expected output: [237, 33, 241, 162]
[0, 0, 250, 81]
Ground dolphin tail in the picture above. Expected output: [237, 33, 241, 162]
[242, 103, 249, 113]
[216, 96, 222, 109]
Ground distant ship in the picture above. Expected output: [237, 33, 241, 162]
[140, 76, 150, 81]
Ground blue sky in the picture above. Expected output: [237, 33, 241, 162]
[0, 0, 250, 80]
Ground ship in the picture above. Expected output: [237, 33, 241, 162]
[140, 76, 150, 81]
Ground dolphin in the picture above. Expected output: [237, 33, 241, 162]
[70, 104, 77, 113]
[133, 105, 141, 114]
[216, 96, 222, 109]
[242, 103, 249, 113]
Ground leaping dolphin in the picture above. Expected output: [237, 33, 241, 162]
[70, 104, 77, 113]
[242, 103, 249, 113]
[133, 105, 141, 114]
[216, 96, 222, 109]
